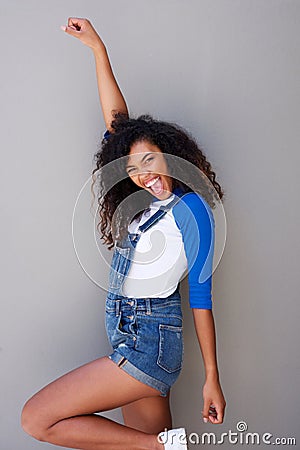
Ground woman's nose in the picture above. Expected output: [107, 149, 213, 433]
[138, 168, 151, 177]
[139, 170, 154, 180]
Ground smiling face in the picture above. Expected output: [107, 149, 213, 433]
[125, 140, 173, 200]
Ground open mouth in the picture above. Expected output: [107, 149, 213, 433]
[144, 176, 164, 195]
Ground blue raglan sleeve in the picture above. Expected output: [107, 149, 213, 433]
[103, 129, 111, 140]
[173, 193, 215, 309]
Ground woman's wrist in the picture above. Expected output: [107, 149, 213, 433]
[205, 367, 220, 382]
[92, 39, 107, 55]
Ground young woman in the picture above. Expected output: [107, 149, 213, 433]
[21, 17, 226, 450]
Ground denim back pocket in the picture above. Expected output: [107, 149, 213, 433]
[157, 324, 183, 373]
[108, 246, 131, 291]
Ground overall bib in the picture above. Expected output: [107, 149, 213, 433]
[105, 194, 184, 397]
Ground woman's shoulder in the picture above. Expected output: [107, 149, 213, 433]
[179, 191, 212, 212]
[173, 191, 215, 225]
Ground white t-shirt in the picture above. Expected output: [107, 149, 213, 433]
[122, 194, 188, 298]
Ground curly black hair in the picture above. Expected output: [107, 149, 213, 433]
[91, 113, 225, 249]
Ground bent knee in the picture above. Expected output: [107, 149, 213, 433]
[21, 399, 48, 441]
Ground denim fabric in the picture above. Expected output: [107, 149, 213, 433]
[105, 194, 184, 396]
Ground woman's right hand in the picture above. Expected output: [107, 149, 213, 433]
[61, 18, 104, 51]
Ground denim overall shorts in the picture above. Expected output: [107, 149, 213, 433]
[105, 194, 184, 397]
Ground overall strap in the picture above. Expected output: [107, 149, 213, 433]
[138, 194, 182, 234]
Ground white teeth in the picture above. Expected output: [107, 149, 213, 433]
[144, 176, 160, 188]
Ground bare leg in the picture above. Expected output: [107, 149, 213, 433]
[122, 391, 172, 433]
[21, 356, 164, 450]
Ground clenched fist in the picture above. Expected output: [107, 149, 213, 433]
[61, 18, 104, 51]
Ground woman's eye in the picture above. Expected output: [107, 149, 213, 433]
[144, 157, 154, 164]
[126, 156, 154, 174]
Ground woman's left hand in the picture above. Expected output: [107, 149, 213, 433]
[202, 378, 226, 424]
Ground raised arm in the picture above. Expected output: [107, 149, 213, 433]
[61, 17, 128, 132]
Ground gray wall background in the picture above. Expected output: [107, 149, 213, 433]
[1, 1, 299, 449]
